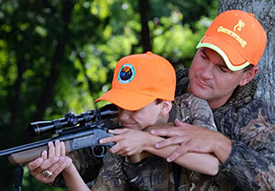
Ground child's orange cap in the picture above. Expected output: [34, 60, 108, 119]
[197, 10, 267, 71]
[95, 52, 176, 110]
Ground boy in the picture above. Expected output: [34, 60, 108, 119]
[30, 52, 219, 190]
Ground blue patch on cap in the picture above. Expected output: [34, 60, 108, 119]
[118, 63, 135, 84]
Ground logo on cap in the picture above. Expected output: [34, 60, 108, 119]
[118, 63, 135, 84]
[217, 20, 247, 48]
[234, 20, 245, 31]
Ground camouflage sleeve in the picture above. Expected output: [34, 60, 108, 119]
[217, 99, 275, 190]
[91, 153, 131, 191]
[173, 93, 217, 131]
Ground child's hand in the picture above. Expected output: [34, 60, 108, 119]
[99, 128, 150, 156]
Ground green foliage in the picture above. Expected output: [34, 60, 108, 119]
[0, 0, 217, 190]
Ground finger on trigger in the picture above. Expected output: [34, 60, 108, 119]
[99, 136, 117, 144]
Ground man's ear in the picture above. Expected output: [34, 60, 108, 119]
[239, 66, 258, 86]
[160, 101, 172, 115]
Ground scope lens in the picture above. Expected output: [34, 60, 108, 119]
[28, 121, 54, 137]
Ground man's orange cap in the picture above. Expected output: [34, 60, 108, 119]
[197, 10, 267, 71]
[95, 52, 176, 110]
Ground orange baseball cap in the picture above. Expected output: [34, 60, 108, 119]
[197, 10, 267, 71]
[95, 52, 176, 110]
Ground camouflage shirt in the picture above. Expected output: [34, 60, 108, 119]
[52, 92, 217, 190]
[175, 68, 275, 191]
[89, 93, 217, 191]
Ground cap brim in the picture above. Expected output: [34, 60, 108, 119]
[95, 89, 156, 111]
[197, 36, 250, 71]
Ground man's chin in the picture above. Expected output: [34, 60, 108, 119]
[190, 89, 211, 100]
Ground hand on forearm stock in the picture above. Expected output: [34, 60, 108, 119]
[27, 140, 72, 183]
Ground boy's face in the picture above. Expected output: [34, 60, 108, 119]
[117, 100, 168, 130]
[188, 48, 253, 109]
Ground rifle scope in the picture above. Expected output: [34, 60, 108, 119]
[28, 104, 118, 137]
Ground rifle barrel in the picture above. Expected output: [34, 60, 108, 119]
[0, 128, 96, 157]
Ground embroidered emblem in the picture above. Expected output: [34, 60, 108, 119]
[217, 19, 247, 48]
[118, 63, 135, 84]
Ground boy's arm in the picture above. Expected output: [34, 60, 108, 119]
[143, 130, 219, 176]
[100, 128, 219, 176]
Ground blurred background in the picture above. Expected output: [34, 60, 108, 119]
[0, 0, 274, 190]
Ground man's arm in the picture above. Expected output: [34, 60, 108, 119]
[150, 119, 232, 163]
[151, 100, 275, 190]
[214, 98, 275, 190]
[219, 112, 275, 190]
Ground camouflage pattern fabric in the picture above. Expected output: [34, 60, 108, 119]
[175, 68, 275, 191]
[88, 93, 216, 191]
[172, 93, 217, 131]
[52, 91, 217, 190]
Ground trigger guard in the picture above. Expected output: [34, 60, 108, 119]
[91, 146, 107, 157]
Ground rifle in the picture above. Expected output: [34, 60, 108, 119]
[0, 103, 118, 165]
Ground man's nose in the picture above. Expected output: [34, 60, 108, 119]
[201, 63, 215, 79]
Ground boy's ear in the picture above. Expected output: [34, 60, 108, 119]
[239, 66, 258, 86]
[160, 101, 172, 115]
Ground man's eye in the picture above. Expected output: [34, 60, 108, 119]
[219, 66, 230, 72]
[201, 54, 207, 59]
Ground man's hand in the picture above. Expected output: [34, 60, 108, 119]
[150, 119, 232, 163]
[27, 140, 72, 183]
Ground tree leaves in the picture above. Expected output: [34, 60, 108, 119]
[0, 0, 217, 190]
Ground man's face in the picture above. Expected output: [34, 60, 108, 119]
[117, 101, 165, 130]
[187, 48, 250, 109]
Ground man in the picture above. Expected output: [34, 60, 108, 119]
[149, 9, 275, 190]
